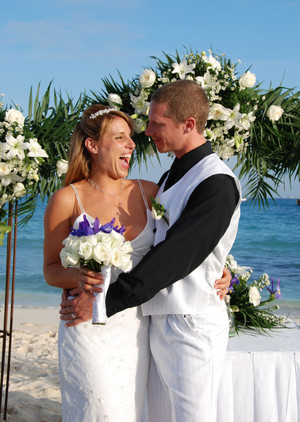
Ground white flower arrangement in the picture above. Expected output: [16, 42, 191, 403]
[91, 47, 300, 205]
[60, 215, 133, 324]
[106, 49, 264, 160]
[0, 107, 48, 208]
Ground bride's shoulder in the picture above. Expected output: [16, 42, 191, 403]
[129, 179, 159, 205]
[46, 185, 75, 214]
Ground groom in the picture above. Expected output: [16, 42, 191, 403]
[62, 80, 241, 421]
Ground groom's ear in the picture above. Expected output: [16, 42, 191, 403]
[183, 117, 196, 134]
[85, 138, 98, 154]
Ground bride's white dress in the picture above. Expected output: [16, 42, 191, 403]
[58, 183, 154, 422]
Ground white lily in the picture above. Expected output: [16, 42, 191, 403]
[129, 93, 149, 115]
[4, 134, 27, 160]
[202, 51, 221, 71]
[224, 104, 243, 130]
[195, 71, 215, 89]
[172, 59, 195, 80]
[26, 138, 48, 158]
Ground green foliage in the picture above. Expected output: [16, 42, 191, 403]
[27, 83, 89, 200]
[236, 86, 300, 207]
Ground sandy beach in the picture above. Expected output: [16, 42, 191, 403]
[3, 308, 61, 422]
[1, 306, 300, 422]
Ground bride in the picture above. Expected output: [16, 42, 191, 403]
[43, 104, 230, 421]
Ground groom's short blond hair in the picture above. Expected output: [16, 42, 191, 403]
[151, 80, 210, 134]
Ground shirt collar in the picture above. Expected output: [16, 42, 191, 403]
[164, 143, 213, 190]
[171, 142, 213, 174]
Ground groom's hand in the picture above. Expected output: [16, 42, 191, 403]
[60, 288, 94, 327]
[214, 267, 231, 300]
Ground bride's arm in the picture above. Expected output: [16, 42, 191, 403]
[43, 187, 103, 290]
[43, 188, 78, 289]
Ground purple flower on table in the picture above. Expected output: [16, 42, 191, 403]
[228, 275, 240, 294]
[266, 277, 282, 300]
[70, 215, 100, 236]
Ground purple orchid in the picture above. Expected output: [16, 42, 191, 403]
[70, 215, 100, 237]
[266, 277, 282, 300]
[70, 215, 126, 237]
[99, 218, 126, 235]
[228, 275, 240, 294]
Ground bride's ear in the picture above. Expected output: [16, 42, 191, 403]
[85, 138, 98, 154]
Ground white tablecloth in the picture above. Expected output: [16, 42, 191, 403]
[217, 321, 300, 422]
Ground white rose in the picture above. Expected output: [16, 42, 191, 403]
[109, 230, 125, 249]
[13, 182, 26, 197]
[56, 159, 68, 177]
[62, 237, 83, 255]
[221, 146, 234, 159]
[239, 71, 256, 90]
[208, 104, 229, 121]
[85, 234, 98, 247]
[93, 243, 111, 266]
[0, 163, 12, 177]
[151, 208, 162, 220]
[60, 248, 80, 268]
[249, 286, 261, 307]
[78, 241, 94, 261]
[121, 241, 133, 254]
[5, 109, 25, 128]
[1, 175, 12, 187]
[139, 69, 156, 88]
[96, 232, 113, 247]
[111, 247, 125, 268]
[266, 105, 284, 122]
[107, 93, 123, 110]
[119, 254, 133, 272]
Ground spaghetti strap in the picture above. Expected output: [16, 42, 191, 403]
[70, 184, 86, 214]
[137, 179, 149, 210]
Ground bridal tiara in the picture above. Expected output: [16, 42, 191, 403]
[89, 108, 117, 119]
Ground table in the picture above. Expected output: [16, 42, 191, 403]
[217, 320, 300, 422]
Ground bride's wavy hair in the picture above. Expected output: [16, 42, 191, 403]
[151, 80, 210, 134]
[64, 105, 135, 186]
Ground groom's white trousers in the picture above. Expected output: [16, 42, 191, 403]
[146, 312, 228, 422]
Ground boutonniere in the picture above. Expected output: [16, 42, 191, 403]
[151, 197, 169, 225]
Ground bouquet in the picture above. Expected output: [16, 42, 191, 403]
[225, 254, 287, 335]
[60, 214, 133, 324]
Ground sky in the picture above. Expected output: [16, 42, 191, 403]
[1, 0, 300, 198]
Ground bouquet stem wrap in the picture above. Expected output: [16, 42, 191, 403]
[92, 265, 111, 325]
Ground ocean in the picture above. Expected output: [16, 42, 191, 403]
[0, 198, 299, 311]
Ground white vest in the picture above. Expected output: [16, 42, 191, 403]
[141, 153, 241, 316]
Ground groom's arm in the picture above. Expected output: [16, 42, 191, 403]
[106, 174, 239, 317]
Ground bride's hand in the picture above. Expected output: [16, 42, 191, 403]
[77, 267, 104, 293]
[60, 288, 95, 327]
[214, 267, 231, 300]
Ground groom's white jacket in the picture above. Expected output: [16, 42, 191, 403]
[141, 153, 241, 316]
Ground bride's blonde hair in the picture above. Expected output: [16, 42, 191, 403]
[64, 105, 134, 186]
